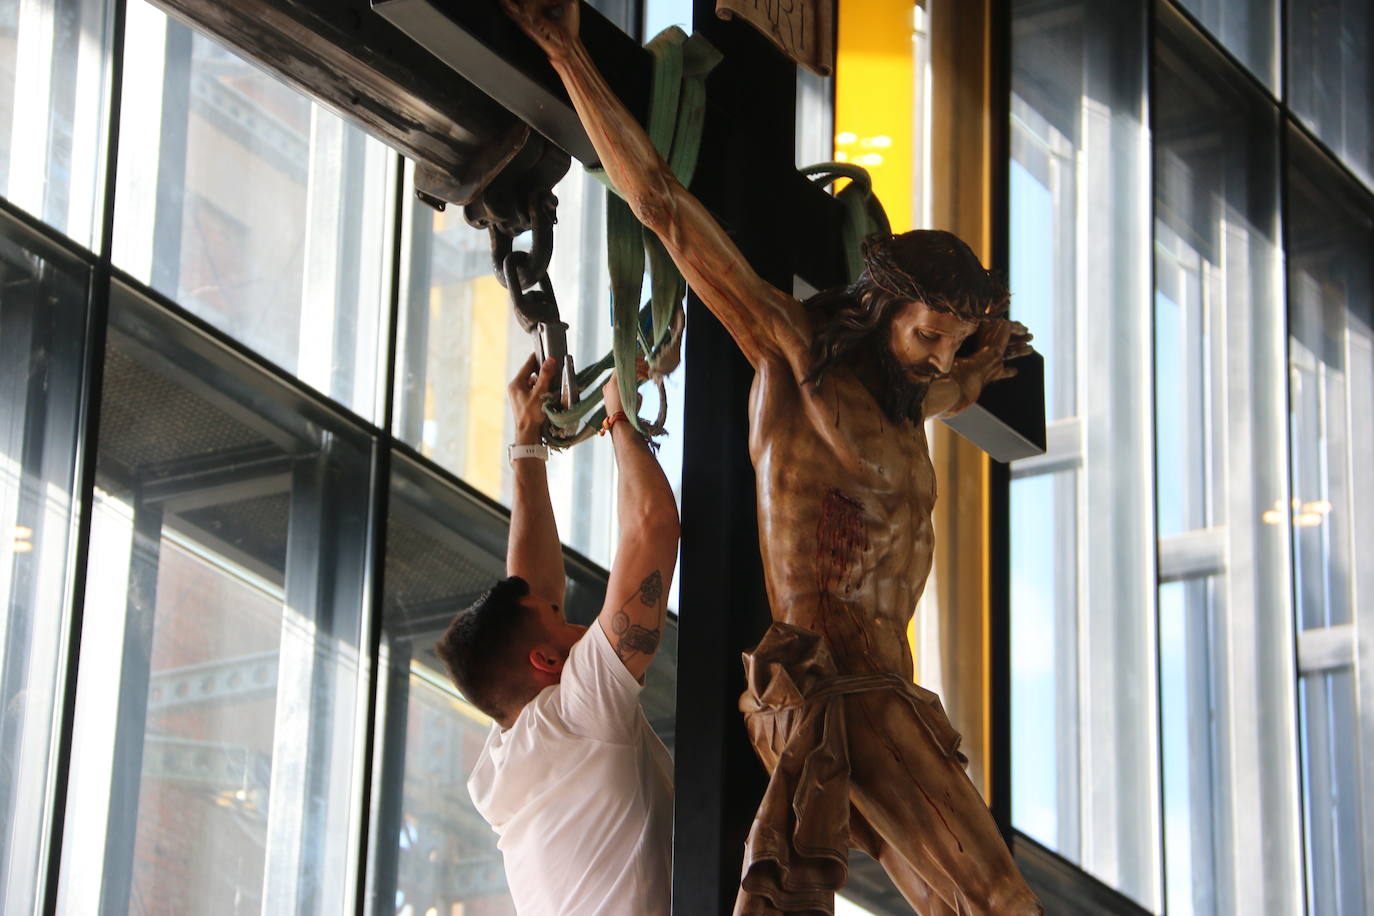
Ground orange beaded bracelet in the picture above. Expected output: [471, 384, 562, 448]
[599, 410, 630, 436]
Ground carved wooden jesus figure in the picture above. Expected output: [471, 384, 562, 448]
[506, 2, 1043, 912]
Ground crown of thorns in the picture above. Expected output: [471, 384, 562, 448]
[860, 233, 1006, 319]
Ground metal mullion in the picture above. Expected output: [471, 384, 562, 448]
[391, 161, 430, 449]
[1145, 2, 1175, 909]
[42, 0, 127, 908]
[1295, 625, 1357, 675]
[351, 152, 406, 916]
[149, 21, 192, 294]
[97, 495, 163, 914]
[1188, 574, 1220, 911]
[1269, 81, 1306, 916]
[988, 0, 1013, 840]
[328, 127, 370, 405]
[380, 153, 405, 439]
[1341, 223, 1374, 916]
[1277, 100, 1317, 916]
[262, 452, 336, 913]
[1158, 528, 1226, 581]
[1278, 0, 1288, 110]
[359, 633, 410, 916]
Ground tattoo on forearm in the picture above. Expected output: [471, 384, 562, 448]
[611, 570, 664, 660]
[612, 611, 661, 655]
[638, 570, 663, 606]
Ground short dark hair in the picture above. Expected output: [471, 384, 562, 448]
[804, 230, 1009, 387]
[434, 576, 543, 721]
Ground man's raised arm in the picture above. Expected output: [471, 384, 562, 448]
[504, 0, 808, 370]
[506, 355, 566, 605]
[596, 377, 679, 681]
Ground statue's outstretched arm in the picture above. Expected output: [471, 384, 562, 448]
[505, 0, 809, 370]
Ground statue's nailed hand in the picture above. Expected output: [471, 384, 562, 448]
[503, 0, 580, 60]
[950, 319, 1034, 408]
[963, 318, 1033, 381]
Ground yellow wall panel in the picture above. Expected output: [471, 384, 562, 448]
[464, 276, 509, 498]
[835, 0, 915, 233]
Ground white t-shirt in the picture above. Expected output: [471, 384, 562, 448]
[467, 623, 673, 916]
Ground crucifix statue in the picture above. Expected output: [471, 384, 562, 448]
[506, 1, 1043, 912]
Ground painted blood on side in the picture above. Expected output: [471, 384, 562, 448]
[816, 487, 868, 600]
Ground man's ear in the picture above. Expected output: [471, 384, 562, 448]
[528, 645, 564, 674]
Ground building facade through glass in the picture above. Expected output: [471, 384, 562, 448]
[1010, 0, 1374, 913]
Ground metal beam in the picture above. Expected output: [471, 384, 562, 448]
[145, 0, 528, 203]
[371, 0, 630, 167]
[138, 445, 295, 511]
[146, 650, 280, 710]
[370, 0, 850, 295]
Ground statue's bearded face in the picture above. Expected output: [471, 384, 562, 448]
[877, 299, 977, 424]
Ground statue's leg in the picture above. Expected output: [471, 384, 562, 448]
[844, 690, 1042, 915]
[851, 815, 959, 916]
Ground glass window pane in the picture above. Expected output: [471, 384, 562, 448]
[1172, 0, 1278, 90]
[1009, 143, 1073, 422]
[0, 210, 90, 913]
[111, 0, 393, 420]
[1010, 470, 1077, 850]
[393, 163, 628, 569]
[1158, 578, 1220, 916]
[1010, 0, 1158, 905]
[1298, 669, 1363, 914]
[0, 0, 113, 248]
[57, 283, 374, 915]
[1287, 129, 1374, 913]
[365, 454, 677, 915]
[1153, 5, 1299, 910]
[1288, 0, 1372, 190]
[643, 0, 692, 38]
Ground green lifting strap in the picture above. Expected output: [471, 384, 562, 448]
[799, 162, 892, 283]
[546, 27, 721, 443]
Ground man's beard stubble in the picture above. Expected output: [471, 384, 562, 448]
[877, 345, 933, 426]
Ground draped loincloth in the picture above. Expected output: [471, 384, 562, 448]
[734, 621, 967, 916]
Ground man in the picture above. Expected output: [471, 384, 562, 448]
[435, 355, 680, 915]
[504, 2, 1042, 914]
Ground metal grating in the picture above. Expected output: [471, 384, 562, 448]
[100, 341, 275, 476]
[384, 513, 504, 620]
[179, 492, 291, 573]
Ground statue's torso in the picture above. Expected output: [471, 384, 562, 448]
[747, 353, 937, 677]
